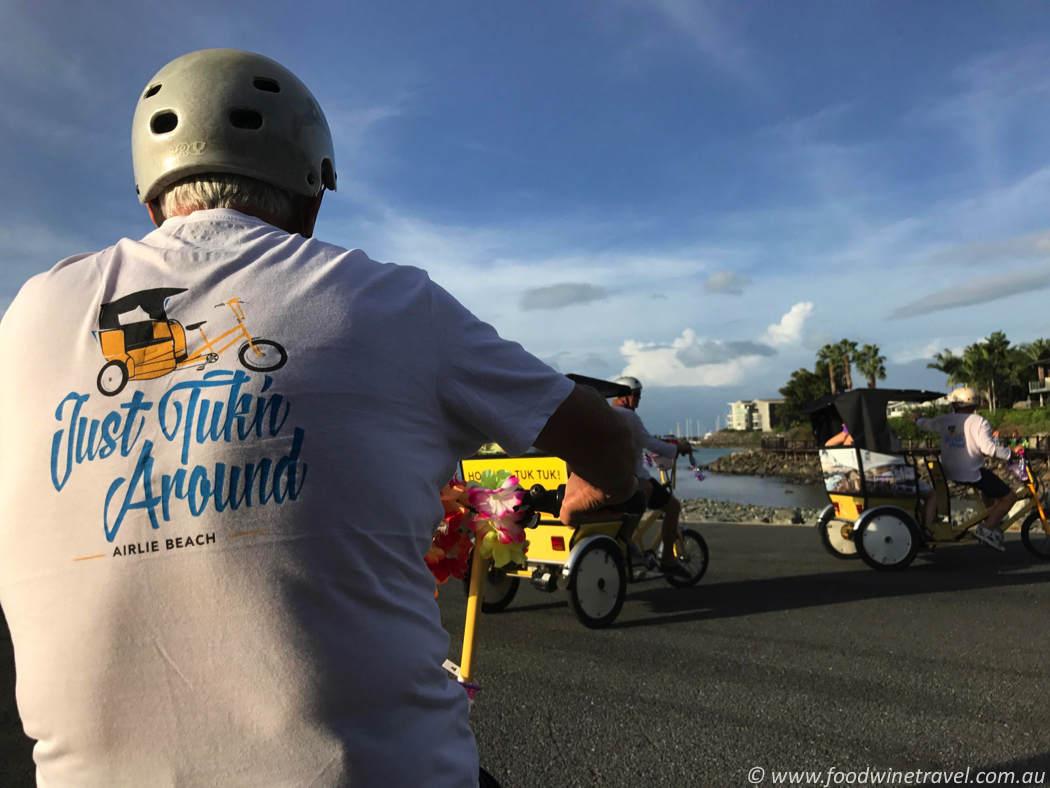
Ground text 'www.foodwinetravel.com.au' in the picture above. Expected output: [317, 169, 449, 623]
[746, 765, 1047, 786]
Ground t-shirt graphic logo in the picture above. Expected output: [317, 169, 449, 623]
[947, 426, 956, 435]
[96, 288, 287, 396]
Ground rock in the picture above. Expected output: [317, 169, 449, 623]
[704, 449, 823, 485]
[679, 497, 821, 525]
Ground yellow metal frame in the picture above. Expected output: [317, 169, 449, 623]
[460, 544, 487, 682]
[458, 450, 688, 580]
[101, 298, 271, 382]
[630, 462, 677, 555]
[826, 454, 1049, 546]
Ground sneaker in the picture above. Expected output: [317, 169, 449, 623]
[660, 561, 693, 579]
[974, 527, 1006, 552]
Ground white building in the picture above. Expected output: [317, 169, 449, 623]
[726, 399, 785, 432]
[885, 396, 950, 418]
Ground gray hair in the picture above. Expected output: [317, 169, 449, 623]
[157, 173, 299, 228]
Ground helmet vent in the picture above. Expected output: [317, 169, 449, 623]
[230, 109, 263, 130]
[253, 77, 281, 93]
[151, 112, 178, 134]
[144, 84, 162, 99]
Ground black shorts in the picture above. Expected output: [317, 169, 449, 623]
[647, 480, 673, 510]
[960, 468, 1012, 500]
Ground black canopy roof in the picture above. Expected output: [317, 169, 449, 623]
[98, 288, 186, 331]
[805, 388, 943, 453]
[566, 373, 633, 399]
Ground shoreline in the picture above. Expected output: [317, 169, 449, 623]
[700, 448, 1049, 501]
[679, 497, 820, 524]
[679, 494, 997, 530]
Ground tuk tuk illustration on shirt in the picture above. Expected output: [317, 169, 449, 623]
[95, 288, 287, 396]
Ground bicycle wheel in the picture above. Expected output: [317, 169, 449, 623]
[817, 504, 859, 560]
[1021, 510, 1050, 560]
[97, 360, 128, 397]
[854, 506, 919, 571]
[238, 339, 288, 372]
[568, 538, 625, 629]
[665, 528, 708, 588]
[479, 767, 502, 788]
[462, 562, 520, 613]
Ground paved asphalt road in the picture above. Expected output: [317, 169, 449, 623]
[2, 522, 1049, 787]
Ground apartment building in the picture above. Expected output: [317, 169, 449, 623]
[726, 399, 785, 432]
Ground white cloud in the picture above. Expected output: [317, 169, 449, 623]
[761, 302, 813, 347]
[675, 338, 774, 367]
[614, 0, 759, 86]
[520, 283, 611, 311]
[703, 270, 752, 295]
[619, 329, 769, 387]
[893, 339, 967, 365]
[889, 264, 1050, 319]
[894, 339, 944, 364]
[926, 228, 1050, 267]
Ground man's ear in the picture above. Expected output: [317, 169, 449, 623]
[300, 191, 324, 238]
[147, 201, 164, 228]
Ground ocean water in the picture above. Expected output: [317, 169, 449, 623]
[667, 447, 831, 509]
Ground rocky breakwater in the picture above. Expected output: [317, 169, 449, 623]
[701, 448, 1049, 495]
[680, 498, 821, 524]
[702, 449, 823, 485]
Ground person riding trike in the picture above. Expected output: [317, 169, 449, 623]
[459, 374, 709, 628]
[806, 388, 1050, 570]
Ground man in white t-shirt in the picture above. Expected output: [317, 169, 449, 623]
[610, 376, 692, 577]
[0, 50, 638, 788]
[909, 387, 1016, 551]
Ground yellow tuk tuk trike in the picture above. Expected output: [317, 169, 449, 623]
[460, 374, 709, 628]
[95, 287, 287, 396]
[806, 389, 1050, 570]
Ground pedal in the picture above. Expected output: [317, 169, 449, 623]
[531, 569, 557, 592]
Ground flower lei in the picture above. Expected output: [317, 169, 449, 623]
[426, 469, 529, 585]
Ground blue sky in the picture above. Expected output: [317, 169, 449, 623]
[5, 1, 1050, 433]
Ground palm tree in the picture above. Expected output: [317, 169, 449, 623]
[836, 339, 859, 391]
[855, 344, 887, 388]
[816, 344, 838, 395]
[927, 349, 964, 390]
[1024, 338, 1050, 364]
[961, 343, 995, 409]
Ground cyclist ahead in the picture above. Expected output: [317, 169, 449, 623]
[909, 387, 1017, 550]
[611, 376, 693, 577]
[0, 50, 637, 787]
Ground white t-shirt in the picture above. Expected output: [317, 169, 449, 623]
[612, 406, 676, 478]
[0, 209, 574, 787]
[916, 413, 1011, 483]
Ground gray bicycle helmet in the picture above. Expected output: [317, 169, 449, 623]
[613, 376, 643, 393]
[132, 49, 337, 204]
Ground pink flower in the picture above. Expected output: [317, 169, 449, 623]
[467, 475, 524, 518]
[491, 517, 527, 544]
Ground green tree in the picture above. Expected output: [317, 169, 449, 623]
[1024, 338, 1050, 364]
[816, 344, 839, 395]
[835, 339, 859, 391]
[854, 344, 887, 388]
[962, 331, 1014, 411]
[927, 349, 964, 390]
[778, 363, 832, 426]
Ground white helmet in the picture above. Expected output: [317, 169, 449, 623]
[613, 376, 642, 393]
[949, 387, 979, 407]
[132, 49, 337, 204]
